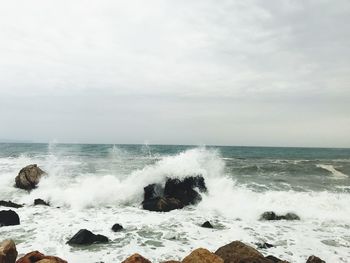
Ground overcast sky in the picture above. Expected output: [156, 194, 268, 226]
[0, 0, 349, 147]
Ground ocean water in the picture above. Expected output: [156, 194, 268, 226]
[0, 143, 350, 262]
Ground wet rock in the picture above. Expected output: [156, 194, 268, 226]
[215, 241, 271, 263]
[256, 242, 274, 249]
[142, 175, 207, 212]
[201, 221, 214, 228]
[142, 197, 183, 212]
[121, 253, 151, 263]
[111, 223, 123, 232]
[67, 229, 108, 245]
[16, 251, 67, 263]
[0, 210, 20, 227]
[0, 239, 17, 263]
[306, 256, 325, 263]
[15, 164, 46, 190]
[182, 248, 223, 263]
[260, 211, 300, 221]
[34, 199, 49, 206]
[0, 201, 23, 209]
[265, 255, 289, 262]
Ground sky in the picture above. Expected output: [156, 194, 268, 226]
[0, 0, 349, 147]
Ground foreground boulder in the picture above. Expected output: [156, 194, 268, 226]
[306, 256, 325, 263]
[67, 229, 108, 245]
[15, 165, 46, 191]
[0, 201, 23, 209]
[0, 239, 17, 263]
[0, 210, 20, 227]
[260, 212, 300, 221]
[182, 248, 223, 263]
[121, 253, 151, 263]
[215, 241, 272, 263]
[16, 251, 67, 263]
[142, 175, 207, 212]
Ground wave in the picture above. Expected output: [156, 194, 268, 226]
[316, 164, 348, 179]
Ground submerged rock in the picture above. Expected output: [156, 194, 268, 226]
[142, 175, 207, 212]
[215, 241, 271, 263]
[182, 248, 223, 263]
[0, 210, 20, 227]
[67, 229, 108, 245]
[121, 253, 151, 263]
[256, 242, 274, 249]
[15, 164, 46, 190]
[0, 201, 23, 209]
[0, 239, 17, 263]
[306, 255, 325, 263]
[201, 221, 214, 229]
[34, 199, 49, 206]
[111, 223, 123, 232]
[260, 211, 300, 221]
[16, 250, 67, 263]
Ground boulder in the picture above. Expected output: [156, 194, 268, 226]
[142, 197, 183, 212]
[121, 253, 151, 263]
[201, 221, 214, 228]
[142, 175, 207, 212]
[0, 239, 17, 263]
[0, 201, 23, 209]
[260, 212, 300, 221]
[67, 229, 108, 245]
[306, 256, 325, 263]
[0, 210, 20, 227]
[15, 251, 67, 263]
[15, 165, 46, 190]
[182, 248, 223, 263]
[34, 199, 49, 206]
[215, 241, 271, 263]
[111, 223, 123, 232]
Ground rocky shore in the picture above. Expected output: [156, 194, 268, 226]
[0, 164, 328, 263]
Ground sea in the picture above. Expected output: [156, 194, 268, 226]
[0, 143, 350, 262]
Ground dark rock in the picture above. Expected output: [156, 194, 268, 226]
[164, 176, 206, 206]
[215, 241, 272, 263]
[111, 223, 123, 232]
[15, 164, 46, 190]
[260, 211, 300, 221]
[67, 229, 108, 245]
[0, 201, 23, 209]
[306, 255, 325, 263]
[142, 197, 183, 212]
[34, 199, 50, 206]
[0, 210, 20, 227]
[201, 221, 214, 228]
[142, 175, 207, 212]
[265, 255, 287, 262]
[256, 242, 274, 249]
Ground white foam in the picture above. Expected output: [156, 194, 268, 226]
[317, 164, 348, 179]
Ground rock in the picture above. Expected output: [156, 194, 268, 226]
[121, 253, 151, 263]
[34, 199, 49, 206]
[67, 229, 108, 245]
[306, 256, 325, 263]
[0, 210, 20, 227]
[0, 201, 23, 209]
[0, 239, 17, 263]
[260, 212, 300, 221]
[142, 197, 183, 212]
[15, 251, 67, 263]
[142, 175, 207, 212]
[15, 164, 46, 190]
[256, 242, 274, 249]
[161, 261, 181, 263]
[265, 255, 288, 262]
[111, 223, 123, 232]
[201, 221, 214, 228]
[215, 241, 271, 263]
[182, 248, 223, 263]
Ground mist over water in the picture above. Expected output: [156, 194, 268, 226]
[0, 143, 350, 262]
